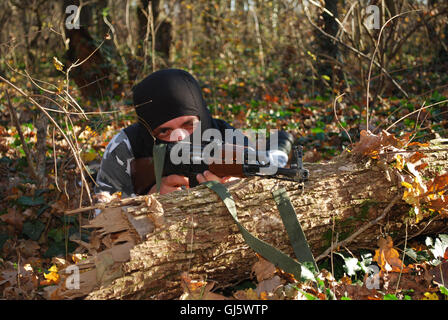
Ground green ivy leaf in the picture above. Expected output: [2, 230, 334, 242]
[17, 196, 45, 207]
[48, 228, 65, 243]
[22, 220, 45, 241]
[440, 285, 448, 297]
[311, 127, 325, 134]
[383, 294, 398, 300]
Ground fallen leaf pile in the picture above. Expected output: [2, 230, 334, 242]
[178, 248, 445, 300]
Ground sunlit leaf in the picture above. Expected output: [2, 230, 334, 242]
[53, 57, 64, 72]
[421, 292, 439, 300]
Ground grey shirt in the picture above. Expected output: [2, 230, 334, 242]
[94, 130, 136, 198]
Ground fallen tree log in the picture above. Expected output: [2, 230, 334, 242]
[55, 138, 448, 300]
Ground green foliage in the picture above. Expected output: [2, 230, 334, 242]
[440, 286, 448, 297]
[17, 196, 45, 207]
[22, 220, 45, 241]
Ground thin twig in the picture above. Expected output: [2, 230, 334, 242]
[333, 93, 353, 145]
[0, 75, 93, 206]
[366, 10, 422, 132]
[395, 220, 408, 294]
[302, 4, 409, 98]
[385, 99, 448, 132]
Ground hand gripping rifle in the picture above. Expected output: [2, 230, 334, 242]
[130, 132, 309, 195]
[129, 133, 317, 277]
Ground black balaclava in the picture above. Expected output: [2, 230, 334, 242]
[125, 69, 214, 158]
[134, 68, 213, 137]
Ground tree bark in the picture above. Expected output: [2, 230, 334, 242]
[56, 143, 448, 300]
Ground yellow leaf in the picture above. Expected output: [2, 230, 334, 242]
[307, 51, 317, 61]
[394, 154, 405, 171]
[246, 288, 259, 300]
[43, 265, 60, 285]
[81, 150, 97, 163]
[260, 291, 268, 300]
[53, 57, 64, 72]
[401, 181, 412, 189]
[421, 292, 439, 300]
[48, 265, 58, 273]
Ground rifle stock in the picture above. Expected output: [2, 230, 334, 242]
[130, 155, 246, 195]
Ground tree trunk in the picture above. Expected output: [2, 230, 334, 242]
[62, 0, 118, 101]
[55, 143, 448, 300]
[134, 0, 173, 76]
[314, 0, 340, 88]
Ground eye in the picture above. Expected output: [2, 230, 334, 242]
[157, 128, 172, 138]
[183, 121, 193, 129]
[183, 120, 198, 131]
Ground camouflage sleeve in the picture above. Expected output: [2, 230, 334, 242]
[94, 130, 135, 198]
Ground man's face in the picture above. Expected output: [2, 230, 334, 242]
[152, 115, 200, 142]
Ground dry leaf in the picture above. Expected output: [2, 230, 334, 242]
[401, 178, 427, 222]
[0, 208, 24, 231]
[17, 239, 40, 258]
[394, 154, 405, 171]
[407, 141, 430, 148]
[415, 163, 428, 171]
[234, 288, 259, 300]
[427, 198, 448, 216]
[352, 130, 403, 159]
[408, 151, 427, 163]
[426, 173, 448, 196]
[373, 236, 412, 273]
[179, 272, 227, 300]
[251, 255, 276, 282]
[255, 275, 283, 297]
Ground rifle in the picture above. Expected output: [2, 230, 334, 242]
[130, 136, 309, 195]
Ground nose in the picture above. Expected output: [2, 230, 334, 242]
[170, 128, 189, 142]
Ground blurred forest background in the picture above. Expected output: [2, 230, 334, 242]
[0, 0, 447, 299]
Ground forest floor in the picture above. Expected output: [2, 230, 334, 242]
[0, 74, 448, 300]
